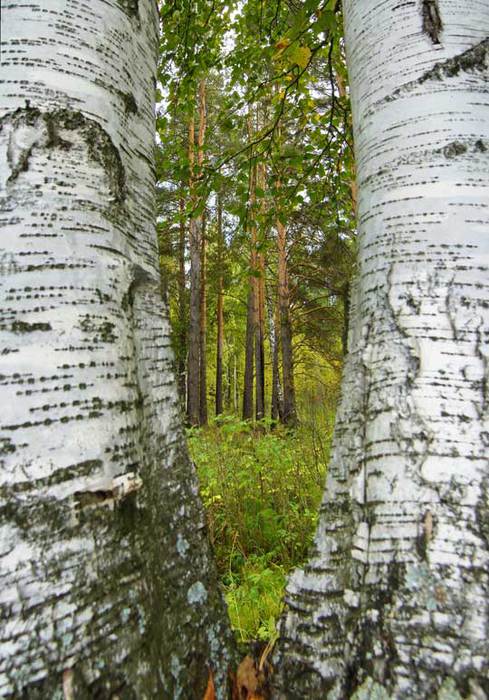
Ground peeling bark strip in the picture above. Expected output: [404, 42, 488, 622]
[0, 1, 234, 698]
[273, 1, 489, 697]
[421, 0, 443, 44]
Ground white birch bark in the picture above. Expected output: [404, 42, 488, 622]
[273, 2, 489, 697]
[0, 2, 234, 697]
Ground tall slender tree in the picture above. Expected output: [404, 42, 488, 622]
[255, 161, 267, 421]
[177, 184, 187, 401]
[187, 79, 207, 426]
[274, 3, 489, 696]
[187, 111, 200, 425]
[276, 193, 297, 427]
[215, 196, 225, 416]
[269, 292, 283, 423]
[199, 210, 208, 426]
[0, 2, 234, 696]
[242, 118, 258, 421]
[242, 282, 256, 420]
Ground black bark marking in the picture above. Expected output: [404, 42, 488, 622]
[74, 489, 114, 508]
[420, 37, 489, 83]
[116, 89, 139, 115]
[1, 106, 127, 203]
[126, 264, 158, 308]
[74, 472, 142, 512]
[441, 141, 467, 158]
[475, 477, 489, 549]
[44, 114, 73, 150]
[117, 0, 140, 19]
[415, 511, 435, 561]
[392, 2, 416, 10]
[11, 320, 52, 333]
[0, 461, 102, 497]
[0, 437, 16, 456]
[421, 0, 443, 44]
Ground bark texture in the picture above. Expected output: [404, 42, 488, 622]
[187, 81, 206, 427]
[273, 2, 489, 698]
[0, 2, 234, 697]
[177, 188, 187, 402]
[186, 114, 201, 426]
[215, 198, 224, 417]
[255, 252, 265, 422]
[255, 163, 266, 422]
[243, 286, 255, 421]
[277, 217, 296, 427]
[243, 155, 257, 422]
[269, 295, 283, 424]
[199, 213, 208, 426]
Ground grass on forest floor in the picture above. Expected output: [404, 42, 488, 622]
[188, 411, 334, 643]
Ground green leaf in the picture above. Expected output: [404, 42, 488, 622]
[289, 45, 312, 69]
[313, 11, 337, 33]
[303, 0, 320, 12]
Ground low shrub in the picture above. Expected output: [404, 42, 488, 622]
[188, 414, 333, 641]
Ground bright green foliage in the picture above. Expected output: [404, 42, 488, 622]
[188, 408, 335, 641]
[157, 0, 356, 643]
[156, 0, 356, 418]
[226, 558, 286, 642]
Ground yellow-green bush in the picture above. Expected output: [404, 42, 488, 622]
[188, 414, 333, 641]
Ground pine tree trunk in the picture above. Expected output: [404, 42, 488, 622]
[341, 281, 350, 357]
[255, 162, 266, 421]
[215, 198, 224, 417]
[255, 252, 265, 421]
[273, 3, 489, 697]
[199, 211, 208, 426]
[243, 140, 257, 422]
[277, 217, 297, 427]
[0, 2, 234, 697]
[187, 79, 206, 427]
[233, 354, 238, 415]
[242, 286, 255, 421]
[225, 361, 232, 411]
[177, 188, 187, 402]
[186, 112, 200, 426]
[269, 292, 282, 424]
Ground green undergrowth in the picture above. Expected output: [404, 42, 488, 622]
[188, 413, 333, 642]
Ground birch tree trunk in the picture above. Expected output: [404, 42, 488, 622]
[0, 2, 234, 697]
[273, 2, 489, 697]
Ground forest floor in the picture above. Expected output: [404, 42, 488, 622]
[188, 411, 334, 643]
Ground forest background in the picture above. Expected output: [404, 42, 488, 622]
[156, 0, 355, 643]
